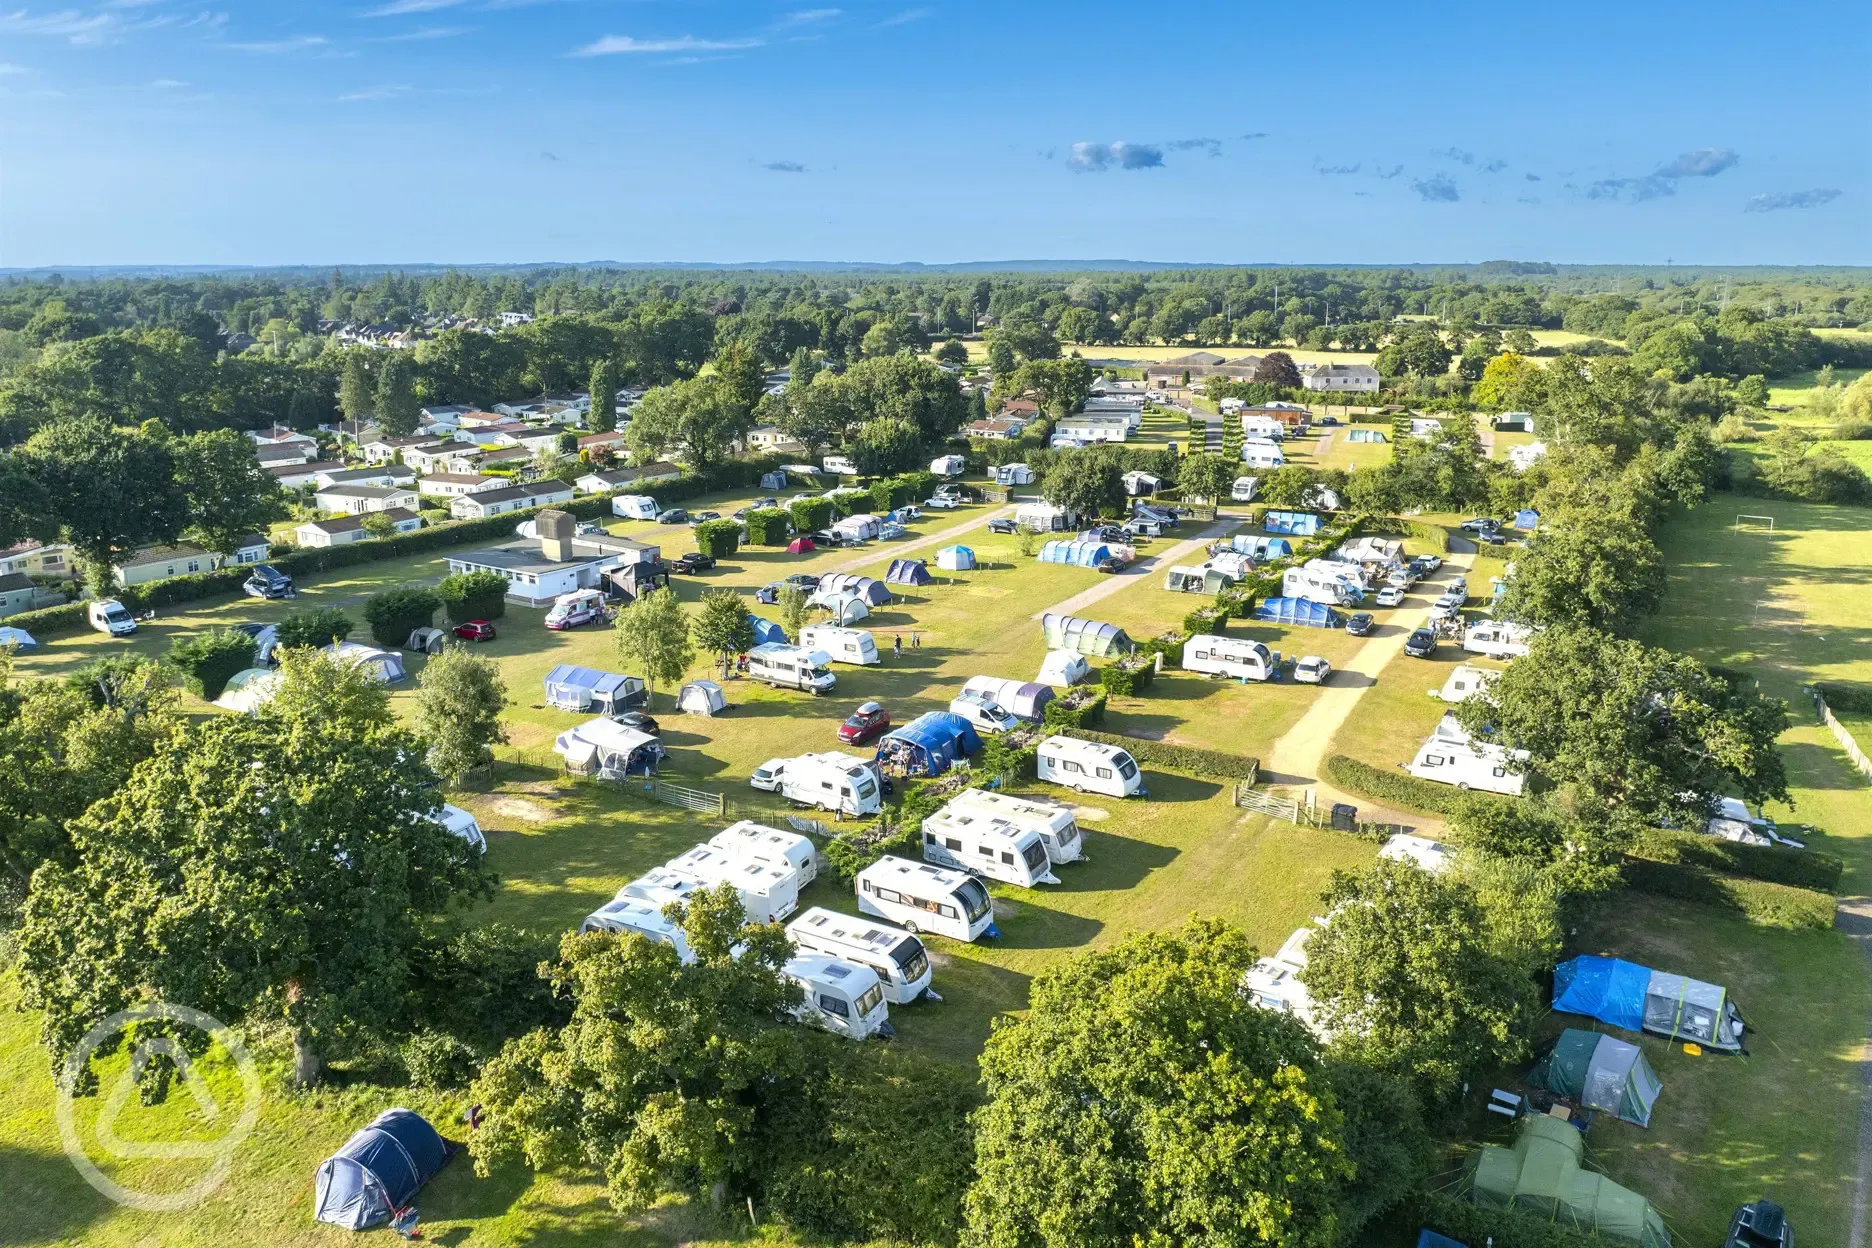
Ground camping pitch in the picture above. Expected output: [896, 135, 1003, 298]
[312, 1108, 451, 1230]
[1528, 1029, 1663, 1127]
[936, 544, 976, 571]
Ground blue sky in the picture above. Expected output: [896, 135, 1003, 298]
[1, 0, 1865, 267]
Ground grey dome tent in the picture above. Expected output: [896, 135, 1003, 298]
[1041, 612, 1135, 657]
[816, 573, 892, 605]
[885, 558, 932, 586]
[1528, 1029, 1663, 1127]
[312, 1108, 450, 1230]
[678, 679, 727, 716]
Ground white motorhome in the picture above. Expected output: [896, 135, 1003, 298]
[666, 842, 802, 924]
[1240, 441, 1286, 469]
[578, 897, 696, 962]
[1405, 714, 1528, 796]
[947, 690, 1020, 735]
[947, 787, 1084, 866]
[748, 643, 837, 694]
[921, 804, 1060, 888]
[1463, 620, 1534, 660]
[1036, 734, 1144, 798]
[88, 598, 137, 636]
[930, 454, 967, 477]
[1433, 663, 1500, 704]
[784, 953, 894, 1040]
[1282, 566, 1362, 607]
[1239, 415, 1285, 442]
[1182, 634, 1281, 682]
[822, 454, 858, 476]
[611, 494, 659, 520]
[798, 625, 880, 666]
[1231, 476, 1261, 503]
[786, 906, 935, 1004]
[778, 751, 884, 817]
[710, 820, 818, 885]
[855, 855, 998, 942]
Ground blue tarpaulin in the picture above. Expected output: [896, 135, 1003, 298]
[313, 1108, 450, 1230]
[1254, 596, 1342, 628]
[1552, 956, 1653, 1033]
[1264, 509, 1321, 536]
[751, 617, 786, 645]
[876, 711, 982, 776]
[1038, 540, 1112, 567]
[1417, 1232, 1468, 1248]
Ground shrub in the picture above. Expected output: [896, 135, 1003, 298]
[166, 628, 258, 700]
[362, 584, 442, 647]
[693, 518, 742, 559]
[1627, 827, 1843, 893]
[1183, 606, 1228, 635]
[1819, 681, 1872, 713]
[1069, 729, 1259, 781]
[1323, 754, 1512, 818]
[437, 570, 509, 624]
[789, 496, 834, 534]
[1415, 1192, 1603, 1248]
[275, 605, 354, 650]
[1099, 665, 1138, 697]
[747, 507, 792, 545]
[1834, 419, 1872, 441]
[870, 478, 911, 514]
[827, 488, 872, 518]
[1042, 687, 1108, 729]
[400, 1029, 480, 1089]
[1622, 859, 1834, 930]
[0, 600, 87, 639]
[897, 470, 936, 502]
[405, 923, 566, 1056]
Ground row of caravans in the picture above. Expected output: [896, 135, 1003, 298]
[918, 787, 1087, 888]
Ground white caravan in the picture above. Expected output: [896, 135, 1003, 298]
[778, 751, 884, 817]
[822, 454, 858, 476]
[855, 856, 997, 942]
[88, 598, 138, 636]
[1231, 475, 1261, 503]
[611, 494, 659, 520]
[1433, 664, 1500, 704]
[798, 625, 880, 666]
[578, 897, 696, 962]
[1240, 441, 1286, 469]
[747, 643, 837, 694]
[930, 454, 967, 477]
[666, 842, 802, 924]
[1239, 415, 1286, 442]
[920, 804, 1060, 888]
[1378, 833, 1455, 874]
[619, 864, 708, 911]
[1243, 926, 1320, 1035]
[1404, 714, 1528, 796]
[431, 804, 487, 853]
[1036, 734, 1144, 798]
[947, 690, 1021, 735]
[710, 820, 819, 885]
[1463, 620, 1535, 660]
[1182, 634, 1282, 682]
[786, 906, 935, 1004]
[784, 953, 894, 1040]
[947, 788, 1084, 866]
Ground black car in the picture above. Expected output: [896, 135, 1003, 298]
[1345, 612, 1375, 637]
[1726, 1200, 1791, 1248]
[1403, 627, 1438, 657]
[609, 710, 660, 735]
[689, 510, 721, 523]
[1095, 557, 1125, 574]
[1314, 415, 1340, 426]
[672, 552, 716, 573]
[242, 564, 294, 600]
[657, 508, 689, 524]
[988, 517, 1018, 534]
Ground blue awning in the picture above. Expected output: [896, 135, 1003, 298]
[1552, 956, 1653, 1032]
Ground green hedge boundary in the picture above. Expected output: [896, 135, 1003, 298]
[1042, 688, 1108, 730]
[1623, 858, 1835, 931]
[1415, 1192, 1604, 1248]
[1627, 827, 1843, 893]
[1067, 729, 1259, 781]
[1818, 681, 1872, 713]
[1324, 754, 1512, 818]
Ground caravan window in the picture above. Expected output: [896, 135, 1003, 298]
[1023, 842, 1048, 870]
[818, 993, 850, 1018]
[1116, 758, 1138, 779]
[956, 879, 992, 923]
[1492, 767, 1508, 778]
[893, 943, 930, 982]
[980, 845, 996, 858]
[1096, 766, 1113, 779]
[1000, 851, 1014, 864]
[855, 983, 884, 1016]
[1423, 754, 1447, 768]
[1062, 760, 1086, 775]
[868, 883, 903, 905]
[855, 779, 876, 799]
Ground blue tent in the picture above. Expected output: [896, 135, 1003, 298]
[1254, 596, 1342, 628]
[886, 558, 932, 585]
[1552, 955, 1652, 1031]
[1038, 540, 1112, 567]
[876, 711, 982, 776]
[751, 616, 787, 645]
[937, 544, 975, 571]
[543, 664, 647, 713]
[312, 1108, 450, 1230]
[817, 573, 892, 606]
[1222, 535, 1291, 559]
[1514, 508, 1540, 531]
[1417, 1233, 1468, 1248]
[1264, 510, 1321, 536]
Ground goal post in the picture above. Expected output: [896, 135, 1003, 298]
[1734, 514, 1776, 533]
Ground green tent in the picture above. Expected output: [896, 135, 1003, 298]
[1469, 1116, 1670, 1247]
[1528, 1029, 1663, 1127]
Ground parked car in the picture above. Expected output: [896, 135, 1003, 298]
[576, 520, 606, 535]
[750, 497, 779, 510]
[1404, 627, 1439, 658]
[731, 507, 751, 521]
[1376, 586, 1406, 608]
[1314, 415, 1340, 426]
[242, 564, 294, 600]
[1345, 612, 1375, 637]
[689, 510, 721, 523]
[1095, 557, 1126, 574]
[609, 710, 660, 735]
[838, 701, 892, 746]
[1725, 1200, 1791, 1248]
[1460, 516, 1500, 533]
[657, 508, 690, 524]
[672, 552, 716, 573]
[1294, 656, 1332, 684]
[936, 484, 981, 502]
[453, 620, 497, 642]
[988, 517, 1018, 534]
[1482, 529, 1508, 545]
[782, 573, 821, 590]
[1084, 524, 1126, 543]
[1412, 554, 1443, 574]
[1434, 588, 1467, 611]
[809, 529, 843, 546]
[750, 759, 788, 792]
[923, 495, 959, 509]
[893, 504, 923, 520]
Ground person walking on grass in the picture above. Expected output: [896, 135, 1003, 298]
[893, 634, 903, 658]
[911, 630, 920, 650]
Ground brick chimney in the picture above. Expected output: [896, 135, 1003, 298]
[537, 509, 576, 562]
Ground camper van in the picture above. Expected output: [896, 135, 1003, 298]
[545, 588, 609, 630]
[710, 820, 819, 884]
[784, 953, 894, 1040]
[856, 856, 998, 942]
[1231, 476, 1261, 503]
[748, 643, 837, 695]
[787, 906, 935, 1004]
[1463, 620, 1534, 660]
[1182, 634, 1281, 682]
[798, 625, 880, 666]
[1036, 735, 1144, 797]
[822, 454, 858, 476]
[947, 787, 1084, 865]
[930, 454, 967, 478]
[666, 842, 802, 924]
[1405, 716, 1528, 796]
[579, 897, 696, 962]
[612, 494, 659, 520]
[1240, 441, 1286, 469]
[778, 751, 884, 817]
[88, 598, 137, 637]
[921, 804, 1060, 888]
[946, 690, 1021, 735]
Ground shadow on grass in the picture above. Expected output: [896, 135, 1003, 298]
[0, 1144, 115, 1242]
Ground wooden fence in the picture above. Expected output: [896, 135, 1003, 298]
[1815, 688, 1872, 783]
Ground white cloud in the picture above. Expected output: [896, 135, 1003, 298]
[777, 7, 839, 25]
[573, 33, 762, 56]
[0, 9, 121, 44]
[372, 23, 467, 40]
[337, 82, 411, 101]
[874, 6, 931, 26]
[150, 76, 187, 86]
[361, 0, 464, 15]
[223, 33, 327, 52]
[0, 61, 29, 73]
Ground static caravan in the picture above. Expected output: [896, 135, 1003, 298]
[1463, 620, 1534, 660]
[1240, 441, 1286, 469]
[960, 675, 1054, 722]
[1405, 722, 1528, 796]
[855, 856, 999, 943]
[748, 643, 837, 694]
[921, 805, 1060, 888]
[786, 906, 934, 1004]
[612, 494, 659, 520]
[778, 751, 884, 817]
[1036, 734, 1144, 798]
[1182, 634, 1281, 682]
[799, 625, 880, 666]
[579, 897, 696, 962]
[1434, 663, 1500, 704]
[784, 953, 894, 1040]
[711, 820, 819, 885]
[930, 454, 967, 477]
[822, 454, 858, 476]
[667, 842, 802, 924]
[948, 787, 1084, 866]
[1239, 415, 1286, 442]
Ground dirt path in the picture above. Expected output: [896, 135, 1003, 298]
[1029, 519, 1233, 621]
[824, 504, 1016, 575]
[1312, 429, 1336, 460]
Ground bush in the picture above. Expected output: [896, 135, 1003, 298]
[165, 628, 257, 701]
[1627, 827, 1843, 893]
[362, 584, 442, 647]
[1323, 754, 1512, 818]
[827, 488, 872, 518]
[1183, 606, 1229, 635]
[790, 496, 834, 533]
[1415, 1192, 1604, 1248]
[1070, 729, 1258, 780]
[1099, 665, 1138, 697]
[1819, 681, 1872, 713]
[437, 570, 509, 624]
[693, 518, 742, 559]
[1834, 419, 1872, 441]
[405, 923, 566, 1056]
[0, 600, 87, 639]
[275, 605, 354, 650]
[747, 507, 792, 545]
[1622, 858, 1834, 930]
[400, 1029, 480, 1089]
[1041, 686, 1107, 729]
[870, 478, 911, 514]
[896, 470, 936, 502]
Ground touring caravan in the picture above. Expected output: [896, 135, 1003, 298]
[1283, 566, 1362, 607]
[786, 906, 935, 1004]
[666, 842, 802, 924]
[960, 675, 1054, 722]
[1239, 415, 1286, 442]
[1240, 441, 1286, 469]
[1231, 476, 1261, 503]
[930, 454, 967, 477]
[747, 643, 837, 694]
[921, 804, 1059, 888]
[618, 864, 707, 911]
[992, 463, 1036, 486]
[778, 751, 884, 817]
[611, 494, 659, 520]
[579, 897, 696, 962]
[1378, 833, 1455, 874]
[1243, 926, 1319, 1032]
[856, 856, 999, 942]
[1036, 734, 1144, 797]
[1463, 620, 1534, 660]
[1014, 502, 1075, 532]
[798, 625, 880, 666]
[947, 787, 1084, 866]
[1433, 663, 1500, 704]
[822, 454, 858, 476]
[431, 804, 487, 853]
[784, 953, 894, 1040]
[1405, 715, 1528, 796]
[1182, 635, 1281, 682]
[710, 820, 819, 885]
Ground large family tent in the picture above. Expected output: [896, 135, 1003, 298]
[886, 558, 932, 586]
[404, 627, 446, 655]
[937, 545, 976, 571]
[1014, 501, 1075, 531]
[961, 675, 1055, 721]
[327, 642, 407, 684]
[1347, 427, 1387, 443]
[751, 616, 787, 645]
[678, 680, 727, 716]
[1528, 1029, 1663, 1127]
[1552, 955, 1745, 1052]
[214, 667, 282, 714]
[1264, 509, 1322, 536]
[553, 719, 664, 776]
[1164, 565, 1233, 594]
[312, 1108, 451, 1231]
[1041, 613, 1135, 657]
[876, 711, 982, 777]
[833, 514, 882, 542]
[1515, 508, 1541, 531]
[811, 590, 871, 625]
[1220, 534, 1292, 559]
[1254, 597, 1343, 628]
[543, 664, 647, 714]
[1467, 1115, 1670, 1248]
[817, 573, 893, 606]
[759, 469, 790, 490]
[1038, 540, 1113, 568]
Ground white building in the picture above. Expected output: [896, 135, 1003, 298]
[314, 484, 421, 515]
[449, 481, 576, 519]
[295, 508, 423, 548]
[1301, 363, 1381, 393]
[446, 509, 659, 607]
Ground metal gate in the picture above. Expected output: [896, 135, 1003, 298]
[643, 779, 726, 816]
[1233, 782, 1300, 822]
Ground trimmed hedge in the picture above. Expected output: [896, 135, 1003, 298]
[1623, 858, 1835, 930]
[827, 489, 872, 518]
[1628, 826, 1843, 893]
[1099, 655, 1156, 697]
[870, 478, 912, 513]
[277, 605, 354, 649]
[1323, 754, 1512, 818]
[1042, 687, 1108, 730]
[438, 570, 509, 624]
[789, 497, 834, 534]
[1415, 1193, 1603, 1248]
[1182, 605, 1229, 635]
[897, 470, 936, 503]
[746, 507, 792, 546]
[693, 519, 742, 559]
[1819, 681, 1872, 713]
[1069, 729, 1259, 781]
[0, 600, 89, 639]
[362, 585, 442, 648]
[166, 628, 257, 701]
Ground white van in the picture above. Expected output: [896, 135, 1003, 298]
[1463, 620, 1534, 660]
[666, 842, 802, 924]
[1036, 734, 1144, 798]
[545, 588, 609, 630]
[784, 953, 894, 1040]
[710, 820, 818, 885]
[930, 454, 967, 477]
[579, 897, 696, 962]
[88, 598, 137, 637]
[612, 494, 659, 520]
[947, 787, 1084, 865]
[921, 803, 1059, 888]
[748, 643, 836, 695]
[822, 454, 858, 476]
[786, 906, 935, 1004]
[779, 751, 884, 817]
[855, 855, 997, 943]
[1182, 634, 1281, 682]
[1240, 441, 1286, 469]
[1231, 476, 1261, 503]
[947, 690, 1020, 735]
[798, 625, 880, 666]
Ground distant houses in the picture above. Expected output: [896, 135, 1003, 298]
[1301, 363, 1381, 393]
[296, 509, 423, 548]
[112, 535, 271, 588]
[450, 481, 576, 519]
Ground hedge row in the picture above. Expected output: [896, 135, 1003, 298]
[1623, 858, 1835, 930]
[1067, 729, 1260, 781]
[1, 600, 90, 639]
[1042, 687, 1108, 730]
[1818, 681, 1872, 713]
[1414, 1193, 1604, 1248]
[1323, 754, 1512, 818]
[1627, 827, 1843, 893]
[747, 508, 792, 546]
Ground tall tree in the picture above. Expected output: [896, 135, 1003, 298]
[587, 356, 622, 433]
[339, 351, 375, 428]
[413, 646, 509, 782]
[1040, 449, 1125, 521]
[1177, 451, 1237, 503]
[613, 586, 694, 706]
[691, 589, 756, 680]
[780, 370, 856, 455]
[1253, 350, 1303, 390]
[1497, 515, 1664, 634]
[175, 428, 286, 555]
[625, 376, 749, 473]
[848, 416, 923, 478]
[22, 416, 187, 589]
[374, 350, 421, 436]
[713, 339, 767, 415]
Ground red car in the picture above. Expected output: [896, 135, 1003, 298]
[838, 701, 891, 746]
[453, 620, 497, 642]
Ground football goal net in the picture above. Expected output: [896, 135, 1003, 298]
[1734, 514, 1776, 533]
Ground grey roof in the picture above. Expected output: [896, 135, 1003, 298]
[322, 466, 416, 485]
[316, 484, 416, 500]
[0, 572, 36, 593]
[459, 483, 574, 507]
[300, 508, 420, 535]
[272, 459, 344, 478]
[450, 540, 602, 575]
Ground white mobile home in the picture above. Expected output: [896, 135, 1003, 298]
[778, 751, 884, 817]
[666, 842, 802, 924]
[784, 953, 894, 1040]
[786, 907, 934, 1004]
[710, 820, 819, 885]
[1181, 634, 1281, 682]
[1404, 714, 1528, 796]
[1434, 663, 1500, 704]
[1463, 620, 1534, 660]
[748, 643, 837, 694]
[855, 856, 998, 942]
[1035, 734, 1144, 798]
[579, 897, 696, 962]
[921, 804, 1060, 888]
[798, 625, 880, 666]
[947, 787, 1084, 865]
